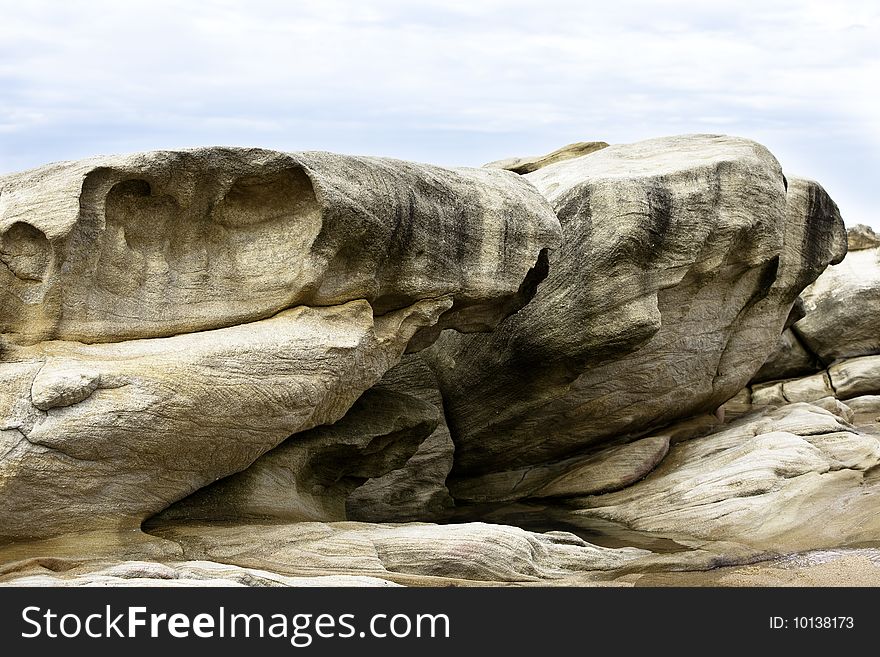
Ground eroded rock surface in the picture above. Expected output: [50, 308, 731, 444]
[846, 224, 880, 251]
[752, 327, 820, 383]
[0, 148, 560, 346]
[0, 147, 561, 542]
[793, 239, 880, 362]
[1, 138, 872, 587]
[148, 520, 650, 584]
[156, 386, 439, 524]
[484, 141, 609, 174]
[425, 137, 845, 494]
[0, 560, 399, 587]
[0, 299, 449, 541]
[571, 404, 880, 553]
[450, 435, 670, 503]
[743, 216, 880, 440]
[829, 355, 880, 400]
[346, 355, 456, 522]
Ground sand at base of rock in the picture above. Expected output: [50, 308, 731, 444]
[628, 549, 880, 586]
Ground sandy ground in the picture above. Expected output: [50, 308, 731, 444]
[625, 549, 880, 586]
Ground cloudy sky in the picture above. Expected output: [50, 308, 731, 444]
[1, 0, 877, 227]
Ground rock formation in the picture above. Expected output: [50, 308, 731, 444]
[0, 299, 449, 540]
[155, 386, 441, 524]
[424, 136, 845, 495]
[346, 355, 457, 522]
[791, 226, 880, 362]
[752, 223, 880, 380]
[0, 149, 559, 347]
[0, 148, 560, 541]
[740, 221, 880, 420]
[2, 560, 401, 587]
[146, 521, 650, 584]
[572, 403, 880, 553]
[846, 223, 880, 251]
[1, 136, 878, 587]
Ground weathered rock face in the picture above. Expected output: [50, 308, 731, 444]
[484, 141, 609, 174]
[449, 435, 670, 504]
[0, 148, 560, 347]
[0, 299, 449, 541]
[751, 327, 821, 383]
[829, 355, 880, 400]
[156, 386, 439, 524]
[746, 220, 880, 418]
[847, 396, 880, 428]
[752, 370, 834, 406]
[743, 349, 880, 435]
[572, 403, 880, 553]
[425, 136, 846, 493]
[161, 352, 458, 527]
[0, 148, 562, 542]
[0, 137, 871, 587]
[346, 355, 456, 522]
[147, 521, 650, 584]
[792, 240, 880, 362]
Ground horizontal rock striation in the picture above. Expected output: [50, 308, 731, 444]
[0, 299, 449, 540]
[572, 403, 880, 553]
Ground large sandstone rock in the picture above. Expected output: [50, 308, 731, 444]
[793, 241, 880, 361]
[449, 435, 670, 503]
[829, 355, 880, 400]
[846, 396, 880, 428]
[0, 299, 448, 541]
[1, 138, 870, 587]
[425, 136, 846, 493]
[572, 403, 880, 552]
[0, 148, 562, 542]
[750, 194, 879, 383]
[0, 147, 560, 347]
[162, 353, 458, 527]
[751, 371, 835, 406]
[746, 221, 880, 430]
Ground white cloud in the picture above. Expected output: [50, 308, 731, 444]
[0, 0, 877, 226]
